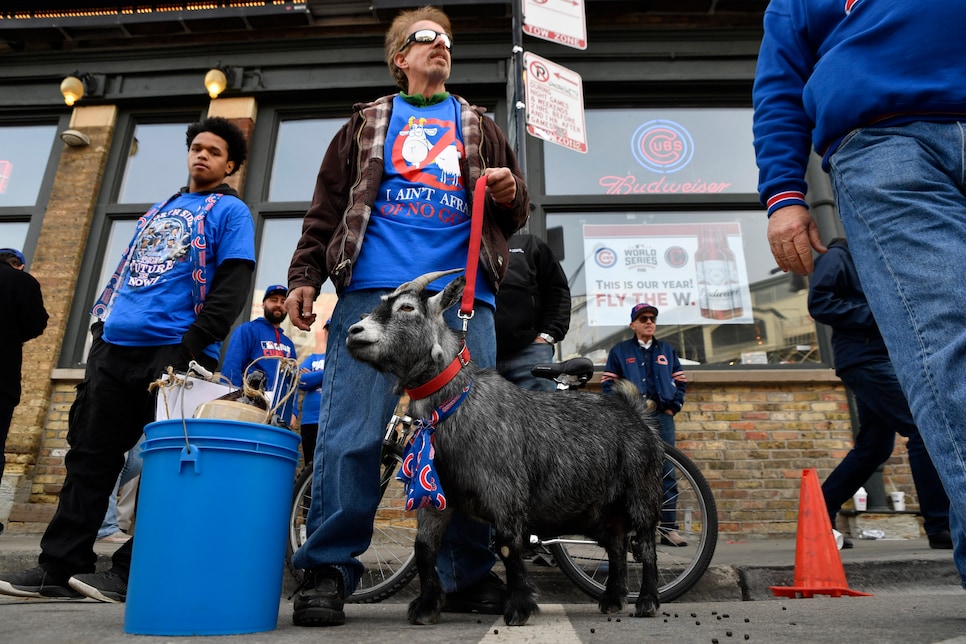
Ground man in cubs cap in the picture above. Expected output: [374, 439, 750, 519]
[630, 302, 659, 322]
[264, 284, 288, 300]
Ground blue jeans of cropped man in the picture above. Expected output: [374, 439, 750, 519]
[822, 360, 950, 536]
[496, 341, 555, 392]
[97, 436, 144, 539]
[291, 289, 496, 594]
[829, 120, 966, 586]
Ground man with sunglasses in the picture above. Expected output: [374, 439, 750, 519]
[284, 5, 528, 628]
[601, 303, 689, 547]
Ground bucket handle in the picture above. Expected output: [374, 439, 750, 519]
[179, 444, 201, 474]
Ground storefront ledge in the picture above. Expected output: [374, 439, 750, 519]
[685, 368, 839, 385]
[51, 368, 86, 381]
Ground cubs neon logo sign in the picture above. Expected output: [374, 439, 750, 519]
[631, 120, 694, 174]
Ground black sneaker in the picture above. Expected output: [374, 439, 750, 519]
[442, 571, 506, 615]
[928, 529, 953, 550]
[292, 566, 346, 627]
[0, 566, 82, 599]
[68, 570, 127, 603]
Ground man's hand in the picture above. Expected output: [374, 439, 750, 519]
[286, 286, 318, 331]
[767, 205, 827, 275]
[484, 167, 516, 205]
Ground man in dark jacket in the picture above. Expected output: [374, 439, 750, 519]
[0, 248, 48, 536]
[808, 238, 951, 550]
[495, 233, 570, 391]
[602, 302, 688, 546]
[0, 117, 255, 602]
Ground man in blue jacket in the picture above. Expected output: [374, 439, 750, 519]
[753, 1, 966, 584]
[222, 285, 298, 425]
[809, 239, 951, 550]
[602, 302, 688, 546]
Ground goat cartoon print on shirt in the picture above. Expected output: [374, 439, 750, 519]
[392, 116, 465, 190]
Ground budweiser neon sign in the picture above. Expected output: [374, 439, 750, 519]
[598, 175, 733, 195]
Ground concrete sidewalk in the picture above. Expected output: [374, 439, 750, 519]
[0, 532, 959, 603]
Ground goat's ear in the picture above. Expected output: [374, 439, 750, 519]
[429, 275, 466, 315]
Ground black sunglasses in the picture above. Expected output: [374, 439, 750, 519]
[636, 315, 657, 323]
[400, 29, 452, 52]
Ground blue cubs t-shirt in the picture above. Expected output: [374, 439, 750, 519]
[102, 191, 255, 359]
[350, 96, 494, 306]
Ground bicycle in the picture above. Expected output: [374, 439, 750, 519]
[287, 357, 717, 604]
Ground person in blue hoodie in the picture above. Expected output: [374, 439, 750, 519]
[808, 239, 951, 550]
[296, 318, 327, 463]
[222, 284, 299, 426]
[0, 117, 255, 603]
[601, 302, 688, 547]
[753, 1, 966, 586]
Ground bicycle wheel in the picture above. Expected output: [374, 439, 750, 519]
[286, 444, 419, 603]
[549, 443, 718, 603]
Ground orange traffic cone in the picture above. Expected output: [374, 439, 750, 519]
[770, 468, 872, 598]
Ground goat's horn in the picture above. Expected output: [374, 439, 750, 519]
[391, 268, 463, 296]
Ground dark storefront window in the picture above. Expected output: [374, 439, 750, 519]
[116, 122, 192, 204]
[539, 108, 818, 367]
[0, 123, 59, 258]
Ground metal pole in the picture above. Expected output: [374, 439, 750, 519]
[511, 0, 528, 181]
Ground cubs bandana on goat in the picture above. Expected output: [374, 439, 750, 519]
[397, 383, 472, 511]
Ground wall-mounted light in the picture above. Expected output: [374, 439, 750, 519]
[59, 129, 91, 147]
[60, 72, 106, 106]
[204, 64, 243, 99]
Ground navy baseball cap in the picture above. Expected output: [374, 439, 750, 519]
[263, 284, 288, 300]
[630, 302, 659, 322]
[0, 248, 26, 266]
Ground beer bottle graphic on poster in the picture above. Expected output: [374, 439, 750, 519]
[695, 225, 743, 320]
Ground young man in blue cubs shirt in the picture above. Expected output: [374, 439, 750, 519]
[0, 117, 256, 604]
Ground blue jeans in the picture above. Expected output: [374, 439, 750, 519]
[822, 361, 949, 536]
[291, 289, 496, 594]
[658, 412, 679, 529]
[829, 120, 966, 585]
[97, 436, 144, 539]
[496, 342, 556, 392]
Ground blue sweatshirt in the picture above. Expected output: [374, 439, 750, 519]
[753, 0, 966, 216]
[221, 317, 297, 391]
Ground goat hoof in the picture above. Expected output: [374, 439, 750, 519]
[632, 596, 659, 618]
[407, 597, 442, 625]
[598, 598, 624, 614]
[504, 608, 532, 626]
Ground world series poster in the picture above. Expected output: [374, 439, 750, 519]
[583, 223, 753, 326]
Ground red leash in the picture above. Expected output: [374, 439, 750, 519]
[405, 175, 488, 400]
[459, 175, 489, 320]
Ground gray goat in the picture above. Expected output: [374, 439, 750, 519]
[346, 270, 664, 626]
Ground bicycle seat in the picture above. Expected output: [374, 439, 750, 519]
[530, 357, 595, 386]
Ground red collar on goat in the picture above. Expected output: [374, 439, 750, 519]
[405, 341, 471, 400]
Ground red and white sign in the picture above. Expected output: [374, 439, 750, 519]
[523, 0, 587, 50]
[524, 52, 587, 153]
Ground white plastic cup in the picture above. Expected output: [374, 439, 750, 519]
[890, 490, 906, 512]
[853, 487, 868, 511]
[832, 529, 845, 550]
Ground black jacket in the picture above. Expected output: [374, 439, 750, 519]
[0, 262, 48, 404]
[494, 233, 571, 357]
[807, 239, 888, 372]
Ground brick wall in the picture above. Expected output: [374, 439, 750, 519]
[6, 370, 919, 539]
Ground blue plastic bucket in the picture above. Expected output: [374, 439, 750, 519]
[124, 418, 300, 636]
